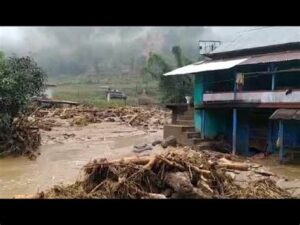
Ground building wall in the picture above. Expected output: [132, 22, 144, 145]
[270, 120, 300, 151]
[202, 109, 250, 155]
[203, 109, 229, 139]
[194, 74, 203, 132]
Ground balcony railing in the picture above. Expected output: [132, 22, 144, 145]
[203, 90, 300, 103]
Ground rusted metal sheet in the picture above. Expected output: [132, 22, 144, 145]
[240, 50, 300, 65]
[270, 109, 300, 120]
[209, 27, 300, 55]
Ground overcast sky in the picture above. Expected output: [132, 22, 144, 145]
[0, 26, 255, 76]
[0, 26, 254, 54]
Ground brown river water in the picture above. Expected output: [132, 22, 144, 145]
[2, 119, 300, 198]
[0, 122, 163, 198]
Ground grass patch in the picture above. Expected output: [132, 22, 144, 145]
[51, 76, 160, 107]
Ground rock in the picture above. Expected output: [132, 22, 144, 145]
[152, 140, 162, 146]
[133, 144, 153, 153]
[164, 172, 193, 193]
[134, 144, 147, 149]
[161, 135, 177, 148]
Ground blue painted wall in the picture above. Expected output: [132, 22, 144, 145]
[203, 109, 229, 139]
[194, 74, 204, 132]
[236, 110, 250, 155]
[269, 120, 300, 151]
[202, 109, 250, 155]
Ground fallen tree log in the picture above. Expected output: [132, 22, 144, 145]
[33, 99, 80, 106]
[217, 158, 249, 171]
[253, 170, 275, 177]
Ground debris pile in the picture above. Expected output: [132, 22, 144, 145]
[0, 114, 41, 159]
[39, 147, 290, 199]
[35, 105, 171, 130]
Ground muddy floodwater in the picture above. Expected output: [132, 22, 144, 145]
[0, 122, 163, 198]
[254, 156, 300, 180]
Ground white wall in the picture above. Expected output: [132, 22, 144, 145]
[203, 90, 300, 103]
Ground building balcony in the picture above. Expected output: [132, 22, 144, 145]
[203, 90, 300, 104]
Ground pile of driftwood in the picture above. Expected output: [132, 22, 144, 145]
[0, 113, 41, 159]
[39, 147, 290, 199]
[35, 105, 170, 129]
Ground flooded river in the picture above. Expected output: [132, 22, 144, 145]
[0, 122, 163, 198]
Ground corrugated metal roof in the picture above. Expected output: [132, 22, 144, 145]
[164, 51, 300, 76]
[270, 109, 300, 120]
[210, 27, 300, 55]
[240, 50, 300, 65]
[163, 58, 248, 76]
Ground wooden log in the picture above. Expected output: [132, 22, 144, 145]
[13, 194, 37, 199]
[253, 170, 275, 177]
[84, 156, 152, 169]
[217, 158, 249, 171]
[198, 180, 214, 194]
[157, 156, 185, 170]
[145, 193, 167, 199]
[128, 114, 138, 125]
[33, 99, 80, 106]
[143, 156, 157, 170]
[188, 164, 211, 175]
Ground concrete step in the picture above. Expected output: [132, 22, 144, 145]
[179, 115, 194, 120]
[185, 131, 201, 139]
[163, 124, 195, 145]
[176, 119, 194, 125]
[164, 124, 195, 133]
[191, 138, 203, 145]
[183, 110, 194, 116]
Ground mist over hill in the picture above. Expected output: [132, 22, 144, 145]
[0, 27, 252, 79]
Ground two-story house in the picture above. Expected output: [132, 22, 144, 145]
[164, 27, 300, 162]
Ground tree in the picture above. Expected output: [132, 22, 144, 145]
[145, 46, 194, 103]
[0, 55, 47, 119]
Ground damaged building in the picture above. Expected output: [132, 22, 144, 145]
[164, 27, 300, 162]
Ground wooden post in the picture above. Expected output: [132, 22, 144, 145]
[233, 73, 237, 101]
[279, 120, 284, 162]
[271, 73, 275, 91]
[267, 120, 273, 153]
[232, 108, 237, 155]
[270, 63, 277, 91]
[201, 109, 205, 139]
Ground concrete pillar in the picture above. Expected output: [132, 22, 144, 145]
[232, 108, 237, 155]
[201, 109, 205, 139]
[279, 120, 284, 162]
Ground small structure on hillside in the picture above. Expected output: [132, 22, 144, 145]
[105, 88, 127, 104]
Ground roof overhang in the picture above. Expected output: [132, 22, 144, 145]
[270, 109, 300, 120]
[164, 58, 248, 76]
